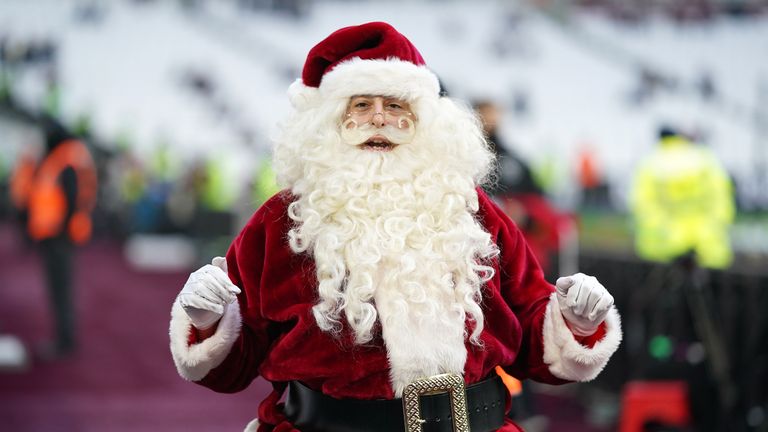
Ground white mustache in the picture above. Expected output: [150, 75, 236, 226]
[340, 116, 416, 146]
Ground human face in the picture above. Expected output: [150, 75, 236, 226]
[342, 95, 416, 152]
[477, 104, 499, 134]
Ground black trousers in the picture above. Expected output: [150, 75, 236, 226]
[40, 236, 75, 351]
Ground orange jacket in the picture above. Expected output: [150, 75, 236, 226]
[26, 139, 97, 244]
[9, 151, 37, 210]
[578, 149, 601, 189]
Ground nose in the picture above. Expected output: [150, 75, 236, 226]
[371, 98, 386, 127]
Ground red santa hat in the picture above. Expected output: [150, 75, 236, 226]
[288, 22, 441, 109]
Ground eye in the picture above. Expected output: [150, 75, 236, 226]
[387, 103, 403, 110]
[349, 99, 373, 113]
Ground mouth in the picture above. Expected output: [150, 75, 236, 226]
[359, 135, 397, 152]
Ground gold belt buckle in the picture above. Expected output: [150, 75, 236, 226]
[402, 373, 470, 432]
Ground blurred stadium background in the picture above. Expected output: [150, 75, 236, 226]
[1, 0, 767, 431]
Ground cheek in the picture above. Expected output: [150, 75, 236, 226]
[396, 116, 417, 131]
[343, 118, 358, 130]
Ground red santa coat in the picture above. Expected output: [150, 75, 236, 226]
[170, 189, 622, 431]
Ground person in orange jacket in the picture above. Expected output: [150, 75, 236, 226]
[12, 115, 97, 357]
[9, 147, 38, 243]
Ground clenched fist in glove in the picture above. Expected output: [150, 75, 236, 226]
[555, 273, 614, 337]
[177, 257, 241, 330]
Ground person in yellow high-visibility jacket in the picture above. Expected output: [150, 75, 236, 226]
[630, 127, 735, 269]
[251, 156, 279, 208]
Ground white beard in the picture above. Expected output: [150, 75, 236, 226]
[274, 96, 499, 396]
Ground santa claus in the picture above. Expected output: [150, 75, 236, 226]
[169, 22, 622, 432]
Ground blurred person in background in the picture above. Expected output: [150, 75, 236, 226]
[475, 99, 576, 431]
[250, 156, 279, 208]
[630, 126, 735, 269]
[104, 145, 147, 237]
[168, 22, 622, 432]
[190, 155, 237, 264]
[130, 140, 178, 234]
[475, 100, 542, 198]
[10, 115, 97, 358]
[9, 145, 38, 241]
[628, 125, 737, 431]
[576, 143, 612, 211]
[475, 99, 572, 278]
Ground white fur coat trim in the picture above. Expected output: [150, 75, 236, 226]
[169, 299, 242, 382]
[288, 58, 440, 110]
[243, 419, 259, 432]
[542, 292, 622, 382]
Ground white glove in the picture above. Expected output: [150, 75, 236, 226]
[555, 273, 614, 337]
[177, 257, 241, 330]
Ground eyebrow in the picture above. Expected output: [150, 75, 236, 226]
[351, 95, 407, 102]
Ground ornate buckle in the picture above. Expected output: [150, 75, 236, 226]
[402, 373, 470, 432]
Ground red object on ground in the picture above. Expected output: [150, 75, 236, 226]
[619, 380, 691, 432]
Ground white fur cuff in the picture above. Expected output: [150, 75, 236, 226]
[243, 419, 259, 432]
[542, 292, 622, 382]
[169, 299, 242, 381]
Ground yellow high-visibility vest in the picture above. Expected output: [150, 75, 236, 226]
[630, 136, 735, 269]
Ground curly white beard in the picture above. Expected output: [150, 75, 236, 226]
[274, 96, 499, 394]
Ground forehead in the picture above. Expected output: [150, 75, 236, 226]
[348, 94, 411, 103]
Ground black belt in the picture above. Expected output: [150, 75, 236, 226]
[284, 374, 507, 432]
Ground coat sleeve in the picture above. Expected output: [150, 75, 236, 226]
[169, 200, 279, 392]
[479, 190, 622, 384]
